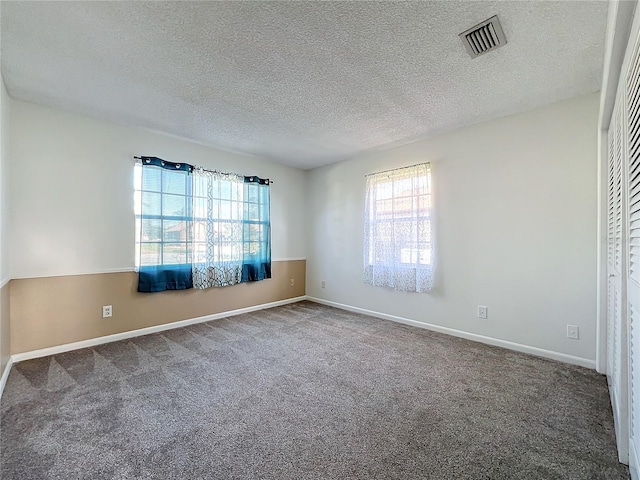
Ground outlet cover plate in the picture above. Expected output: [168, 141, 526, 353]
[567, 325, 579, 340]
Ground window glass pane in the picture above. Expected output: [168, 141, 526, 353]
[376, 181, 392, 200]
[244, 223, 262, 241]
[256, 224, 265, 242]
[395, 178, 412, 195]
[220, 181, 231, 200]
[217, 221, 239, 242]
[244, 242, 260, 256]
[418, 221, 431, 242]
[141, 218, 162, 242]
[163, 169, 187, 195]
[231, 201, 241, 220]
[142, 167, 162, 192]
[248, 203, 259, 220]
[140, 243, 161, 266]
[210, 181, 220, 199]
[414, 175, 427, 195]
[193, 174, 208, 196]
[220, 201, 231, 220]
[193, 242, 207, 261]
[417, 194, 430, 214]
[141, 191, 161, 216]
[217, 242, 239, 261]
[163, 220, 188, 242]
[261, 186, 269, 205]
[163, 243, 187, 265]
[231, 184, 240, 201]
[377, 199, 393, 219]
[247, 184, 259, 203]
[193, 197, 207, 220]
[417, 243, 431, 264]
[400, 248, 414, 264]
[193, 221, 207, 243]
[162, 194, 187, 217]
[393, 196, 413, 216]
[376, 221, 392, 241]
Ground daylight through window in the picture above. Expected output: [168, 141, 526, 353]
[363, 163, 433, 293]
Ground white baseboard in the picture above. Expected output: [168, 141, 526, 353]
[0, 356, 13, 400]
[11, 295, 308, 364]
[630, 439, 639, 480]
[307, 297, 596, 370]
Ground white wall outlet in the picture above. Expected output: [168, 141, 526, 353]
[567, 325, 579, 340]
[321, 280, 326, 289]
[477, 306, 488, 319]
[290, 278, 295, 287]
[102, 305, 112, 318]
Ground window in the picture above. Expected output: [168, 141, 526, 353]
[134, 157, 271, 292]
[363, 163, 433, 293]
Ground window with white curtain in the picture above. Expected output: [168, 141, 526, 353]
[363, 163, 433, 293]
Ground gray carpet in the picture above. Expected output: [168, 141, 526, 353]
[0, 301, 629, 479]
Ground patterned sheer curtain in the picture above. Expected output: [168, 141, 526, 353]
[191, 168, 245, 289]
[363, 163, 433, 293]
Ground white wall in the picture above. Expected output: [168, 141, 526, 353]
[306, 93, 599, 363]
[1, 75, 10, 372]
[1, 79, 9, 284]
[9, 100, 307, 279]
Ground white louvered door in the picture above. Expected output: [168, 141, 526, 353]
[626, 29, 640, 475]
[607, 92, 629, 463]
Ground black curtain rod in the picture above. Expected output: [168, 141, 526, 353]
[133, 156, 272, 184]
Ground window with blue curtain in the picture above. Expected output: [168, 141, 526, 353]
[242, 176, 271, 282]
[135, 157, 193, 292]
[134, 157, 271, 293]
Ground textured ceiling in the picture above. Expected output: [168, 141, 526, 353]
[1, 1, 608, 169]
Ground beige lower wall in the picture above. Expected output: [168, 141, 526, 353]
[1, 282, 10, 372]
[10, 260, 305, 354]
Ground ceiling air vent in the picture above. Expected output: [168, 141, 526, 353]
[459, 15, 507, 59]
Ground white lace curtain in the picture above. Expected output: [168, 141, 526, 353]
[192, 169, 245, 289]
[363, 163, 433, 293]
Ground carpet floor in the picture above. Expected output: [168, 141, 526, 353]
[0, 301, 630, 479]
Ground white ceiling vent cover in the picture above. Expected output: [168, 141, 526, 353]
[459, 15, 507, 59]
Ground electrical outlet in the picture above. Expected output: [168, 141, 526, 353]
[477, 306, 488, 319]
[290, 278, 295, 287]
[321, 281, 326, 289]
[567, 325, 579, 340]
[102, 305, 112, 318]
